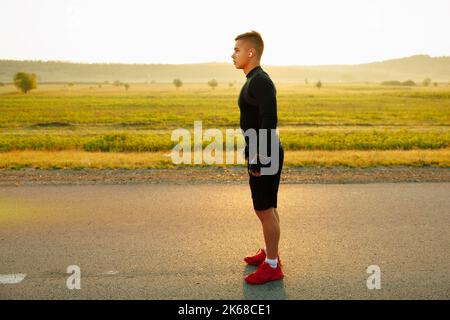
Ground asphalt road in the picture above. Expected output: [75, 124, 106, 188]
[0, 182, 449, 299]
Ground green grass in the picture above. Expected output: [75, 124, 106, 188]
[0, 83, 449, 167]
[0, 129, 448, 152]
[0, 83, 449, 129]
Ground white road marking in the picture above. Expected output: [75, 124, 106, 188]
[0, 273, 27, 284]
[102, 270, 119, 275]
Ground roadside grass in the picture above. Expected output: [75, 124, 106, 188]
[1, 83, 449, 168]
[0, 149, 448, 169]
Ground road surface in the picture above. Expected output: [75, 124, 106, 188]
[0, 182, 449, 299]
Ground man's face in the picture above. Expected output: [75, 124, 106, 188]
[231, 39, 252, 69]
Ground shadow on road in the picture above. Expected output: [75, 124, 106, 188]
[242, 265, 287, 300]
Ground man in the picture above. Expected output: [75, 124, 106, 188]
[231, 31, 284, 284]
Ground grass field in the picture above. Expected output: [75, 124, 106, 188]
[0, 82, 449, 168]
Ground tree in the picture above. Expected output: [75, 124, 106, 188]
[13, 72, 37, 93]
[316, 80, 322, 89]
[0, 82, 5, 87]
[173, 78, 183, 89]
[208, 79, 218, 90]
[304, 78, 308, 85]
[402, 80, 416, 86]
[422, 77, 432, 86]
[124, 83, 130, 91]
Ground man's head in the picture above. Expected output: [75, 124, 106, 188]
[232, 30, 264, 69]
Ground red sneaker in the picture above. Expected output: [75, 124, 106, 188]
[244, 248, 282, 266]
[244, 248, 266, 266]
[244, 261, 284, 285]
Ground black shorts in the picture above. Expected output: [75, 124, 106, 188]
[248, 146, 284, 211]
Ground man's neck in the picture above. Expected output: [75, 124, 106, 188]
[243, 61, 261, 76]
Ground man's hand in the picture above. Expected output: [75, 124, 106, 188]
[247, 155, 262, 177]
[249, 166, 261, 177]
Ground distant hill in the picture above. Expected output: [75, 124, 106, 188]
[0, 55, 449, 83]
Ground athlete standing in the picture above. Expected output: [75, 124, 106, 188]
[232, 31, 284, 284]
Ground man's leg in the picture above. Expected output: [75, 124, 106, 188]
[274, 208, 280, 224]
[255, 207, 280, 260]
[244, 206, 284, 284]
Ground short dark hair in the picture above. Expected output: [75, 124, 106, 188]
[235, 30, 264, 57]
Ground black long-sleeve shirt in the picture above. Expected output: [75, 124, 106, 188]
[238, 65, 280, 167]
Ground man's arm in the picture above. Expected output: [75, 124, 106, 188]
[248, 74, 277, 171]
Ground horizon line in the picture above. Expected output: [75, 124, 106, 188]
[1, 54, 448, 68]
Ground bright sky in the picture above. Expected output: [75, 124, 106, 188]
[1, 0, 449, 66]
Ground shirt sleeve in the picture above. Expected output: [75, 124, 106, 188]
[248, 74, 277, 166]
